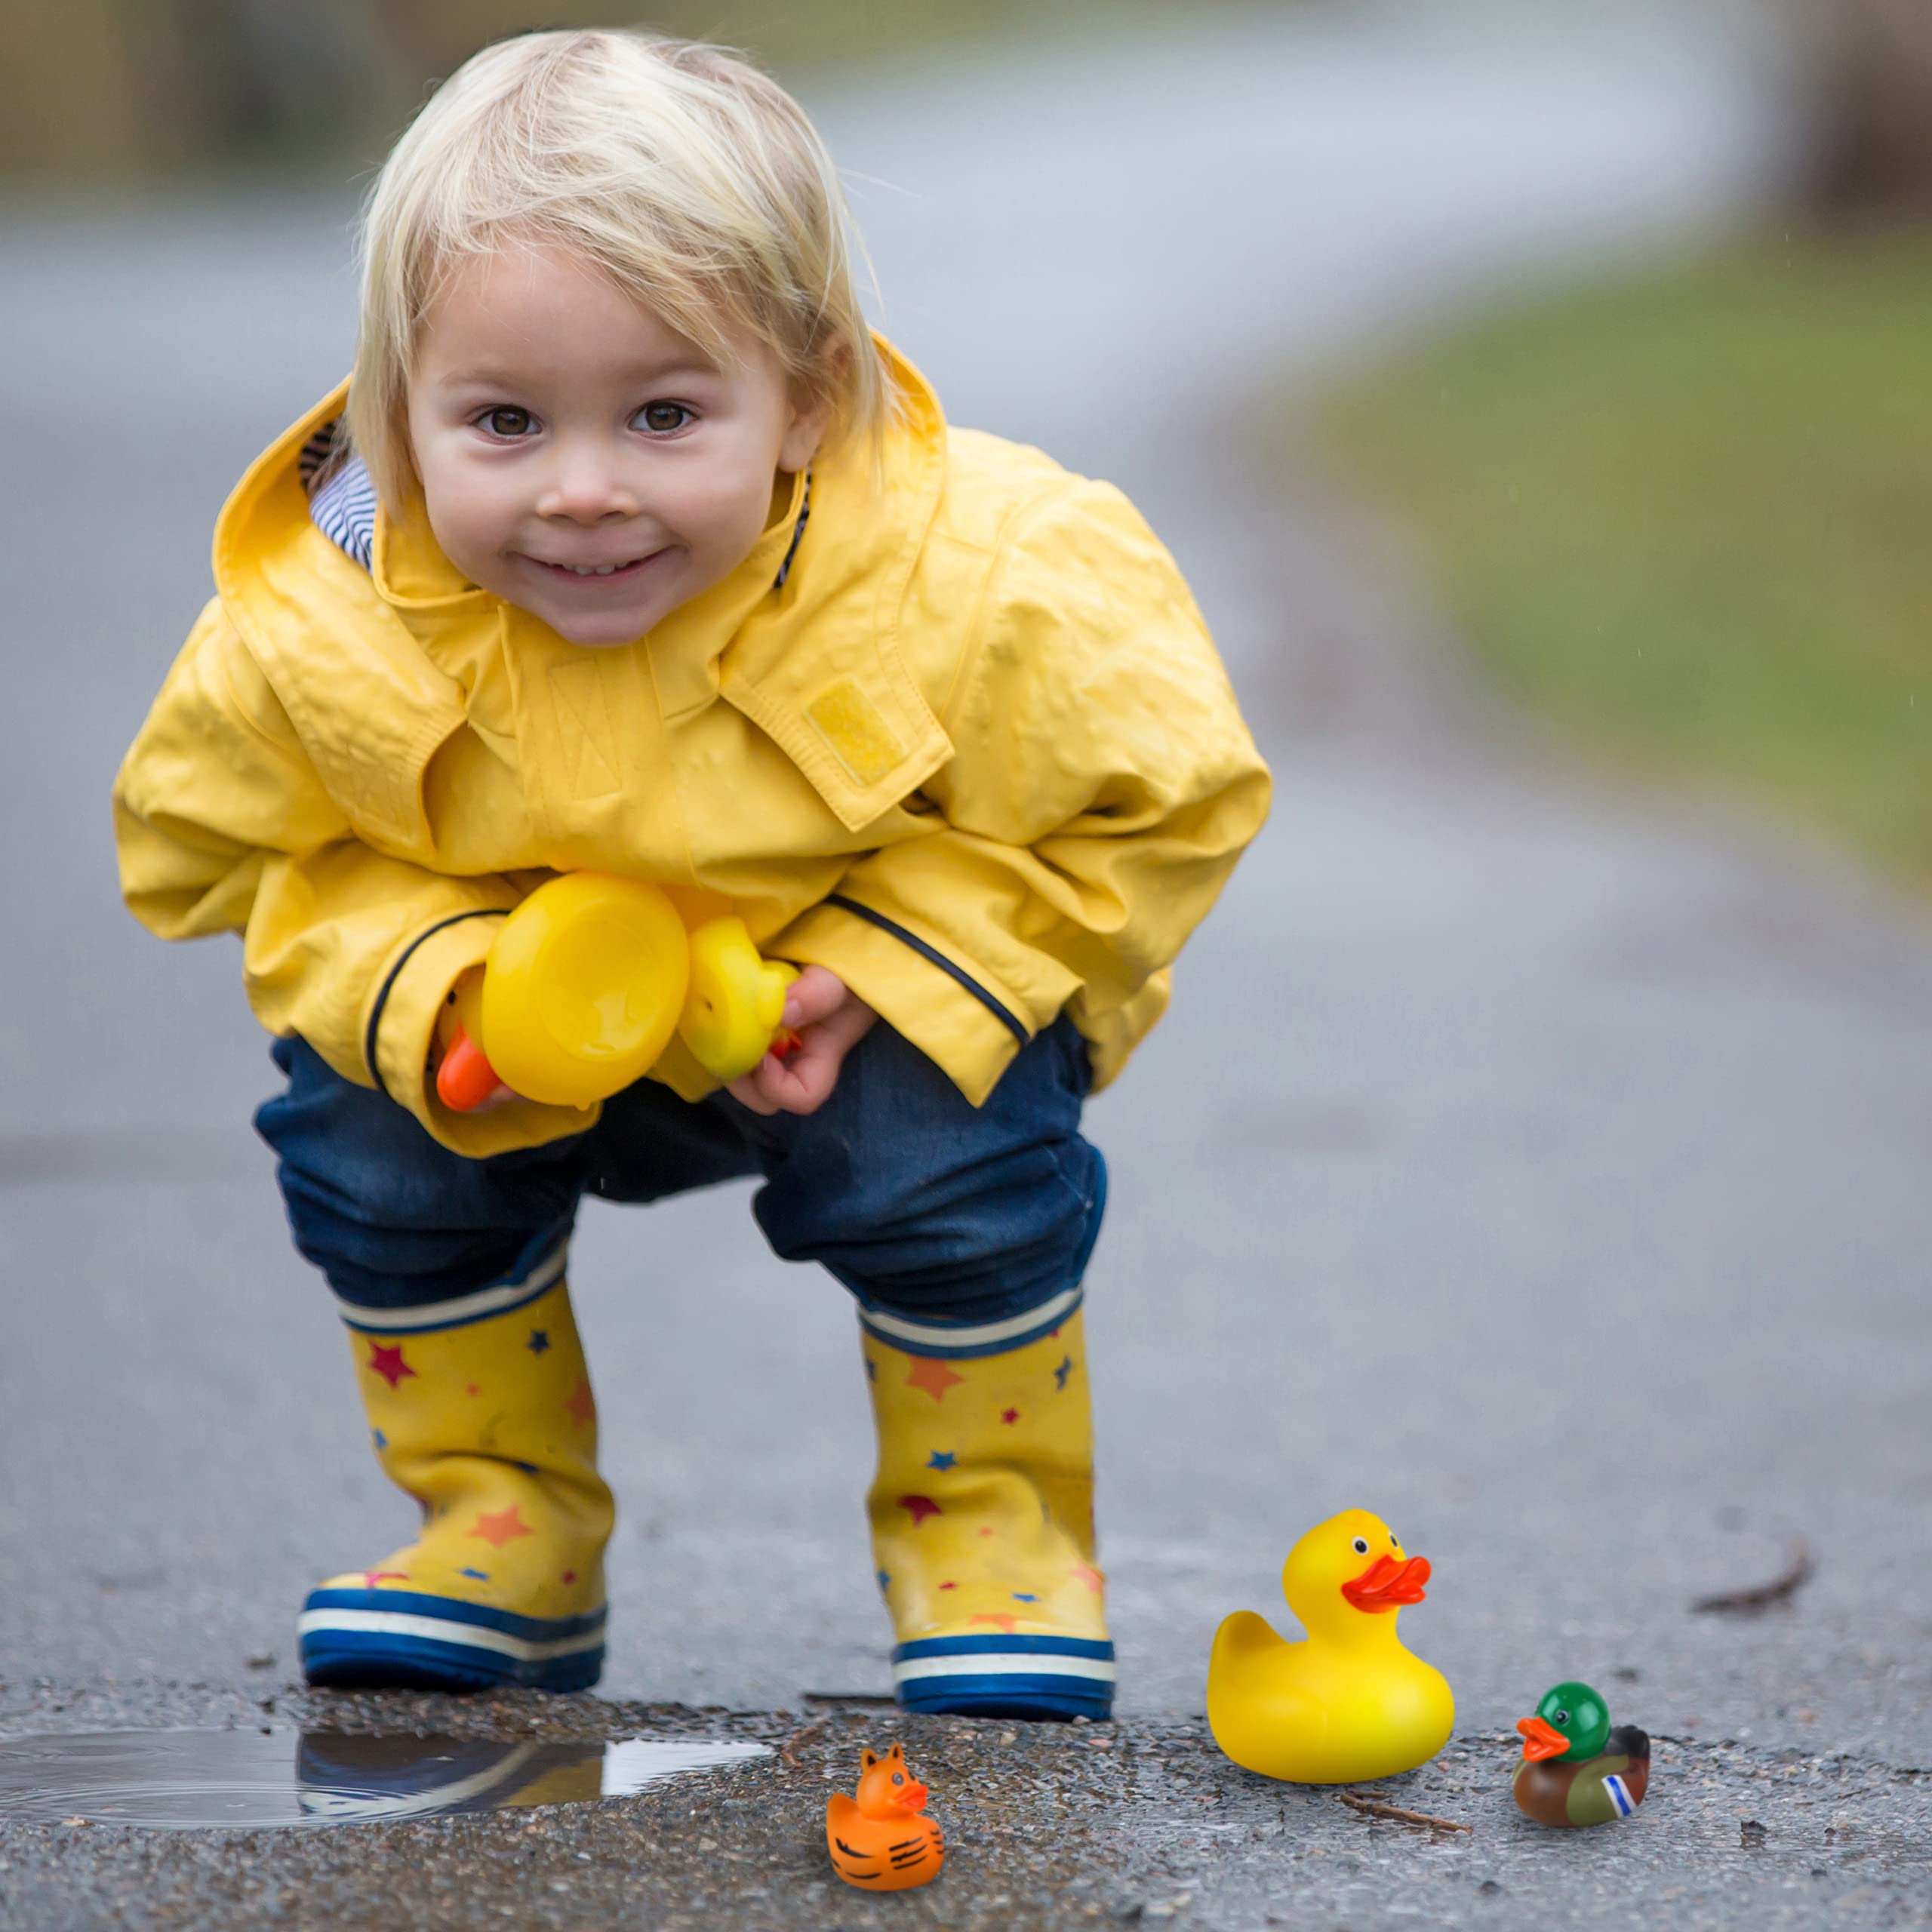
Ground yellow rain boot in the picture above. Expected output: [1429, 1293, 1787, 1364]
[297, 1263, 613, 1691]
[862, 1306, 1113, 1720]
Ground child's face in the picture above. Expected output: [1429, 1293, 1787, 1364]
[405, 240, 827, 647]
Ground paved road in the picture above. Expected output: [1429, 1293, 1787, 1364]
[5, 4, 1930, 1927]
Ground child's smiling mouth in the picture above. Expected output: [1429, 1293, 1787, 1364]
[523, 551, 666, 583]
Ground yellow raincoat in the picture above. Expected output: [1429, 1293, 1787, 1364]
[114, 347, 1270, 1157]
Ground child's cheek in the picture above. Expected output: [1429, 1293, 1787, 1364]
[426, 465, 515, 584]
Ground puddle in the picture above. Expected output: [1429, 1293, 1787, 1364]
[0, 1729, 769, 1830]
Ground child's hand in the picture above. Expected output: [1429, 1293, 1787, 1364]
[727, 967, 875, 1116]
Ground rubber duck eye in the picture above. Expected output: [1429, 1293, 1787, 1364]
[891, 1772, 904, 1784]
[1555, 1710, 1570, 1726]
[1390, 1534, 1400, 1548]
[1352, 1537, 1370, 1555]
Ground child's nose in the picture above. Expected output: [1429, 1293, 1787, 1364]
[537, 453, 639, 525]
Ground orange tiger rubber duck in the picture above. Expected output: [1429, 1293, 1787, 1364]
[826, 1743, 945, 1892]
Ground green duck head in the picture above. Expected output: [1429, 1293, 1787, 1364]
[1516, 1681, 1611, 1762]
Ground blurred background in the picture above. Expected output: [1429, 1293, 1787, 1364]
[4, 0, 1187, 177]
[3, 0, 1925, 878]
[1306, 0, 1932, 888]
[2, 0, 1929, 1857]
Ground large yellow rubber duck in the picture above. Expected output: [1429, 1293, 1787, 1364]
[435, 875, 799, 1109]
[1207, 1508, 1454, 1783]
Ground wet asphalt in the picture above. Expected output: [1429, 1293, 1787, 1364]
[5, 4, 1931, 1927]
[2, 1685, 1927, 1929]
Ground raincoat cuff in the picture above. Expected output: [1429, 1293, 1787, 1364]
[368, 911, 599, 1158]
[774, 898, 1029, 1107]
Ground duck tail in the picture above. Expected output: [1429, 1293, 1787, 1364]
[1210, 1610, 1281, 1669]
[1607, 1724, 1650, 1764]
[1607, 1725, 1652, 1810]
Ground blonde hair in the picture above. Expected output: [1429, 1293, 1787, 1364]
[346, 29, 891, 512]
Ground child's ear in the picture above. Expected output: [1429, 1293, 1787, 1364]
[777, 337, 847, 474]
[778, 390, 831, 475]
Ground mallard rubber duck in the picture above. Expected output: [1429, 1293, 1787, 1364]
[1207, 1508, 1454, 1783]
[826, 1743, 944, 1892]
[1513, 1681, 1650, 1826]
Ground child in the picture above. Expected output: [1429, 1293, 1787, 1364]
[113, 29, 1269, 1717]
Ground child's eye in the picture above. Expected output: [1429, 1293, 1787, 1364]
[478, 406, 536, 438]
[634, 401, 694, 435]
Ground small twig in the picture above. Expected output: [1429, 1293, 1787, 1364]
[779, 1718, 826, 1770]
[801, 1690, 898, 1706]
[1337, 1791, 1471, 1834]
[1692, 1540, 1814, 1616]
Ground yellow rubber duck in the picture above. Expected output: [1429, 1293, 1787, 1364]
[472, 873, 691, 1106]
[435, 876, 801, 1109]
[1207, 1508, 1454, 1783]
[681, 915, 800, 1082]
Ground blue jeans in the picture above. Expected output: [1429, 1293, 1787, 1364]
[255, 1018, 1106, 1355]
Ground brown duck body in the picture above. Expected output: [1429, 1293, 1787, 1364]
[1512, 1725, 1651, 1827]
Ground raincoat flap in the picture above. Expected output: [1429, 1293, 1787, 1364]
[718, 343, 955, 829]
[211, 383, 466, 854]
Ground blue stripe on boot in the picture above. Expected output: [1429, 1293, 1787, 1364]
[297, 1587, 607, 1692]
[893, 1633, 1115, 1721]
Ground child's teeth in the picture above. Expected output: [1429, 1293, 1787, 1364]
[567, 563, 620, 576]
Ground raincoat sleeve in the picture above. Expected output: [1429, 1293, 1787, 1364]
[112, 600, 593, 1156]
[774, 478, 1272, 1105]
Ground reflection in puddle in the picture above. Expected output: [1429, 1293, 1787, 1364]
[0, 1729, 770, 1830]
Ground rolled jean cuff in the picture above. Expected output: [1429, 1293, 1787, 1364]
[851, 1146, 1107, 1360]
[858, 1283, 1081, 1361]
[329, 1233, 571, 1333]
[256, 1035, 586, 1309]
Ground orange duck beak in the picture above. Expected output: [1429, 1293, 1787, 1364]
[1516, 1717, 1569, 1762]
[1339, 1553, 1430, 1613]
[896, 1780, 928, 1811]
